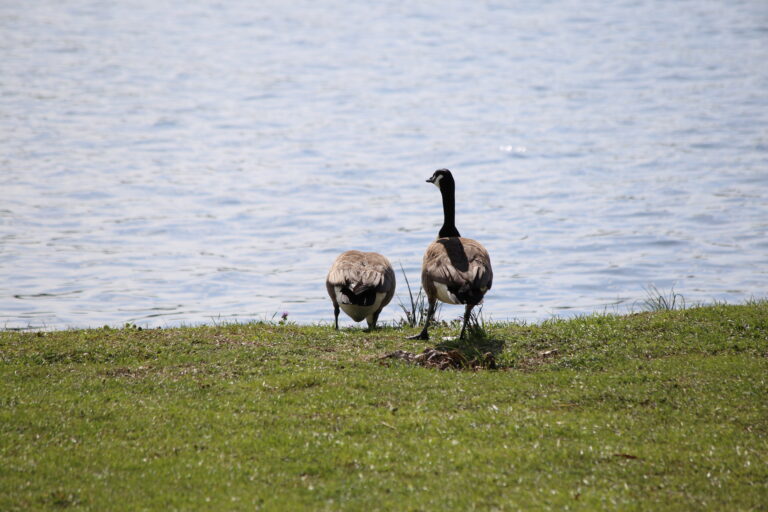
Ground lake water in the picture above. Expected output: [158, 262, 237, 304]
[2, 0, 767, 330]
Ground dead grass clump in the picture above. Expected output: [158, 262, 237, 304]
[379, 347, 497, 370]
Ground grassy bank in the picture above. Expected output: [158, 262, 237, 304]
[1, 303, 767, 510]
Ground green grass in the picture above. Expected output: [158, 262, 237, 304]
[1, 302, 767, 510]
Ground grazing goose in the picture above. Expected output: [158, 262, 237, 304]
[410, 169, 493, 340]
[326, 250, 396, 330]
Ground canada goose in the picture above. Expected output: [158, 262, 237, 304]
[326, 250, 396, 330]
[410, 169, 493, 340]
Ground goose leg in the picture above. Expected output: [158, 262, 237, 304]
[459, 304, 474, 340]
[366, 309, 382, 331]
[408, 299, 436, 340]
[334, 304, 340, 330]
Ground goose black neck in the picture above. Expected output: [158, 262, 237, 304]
[438, 182, 461, 238]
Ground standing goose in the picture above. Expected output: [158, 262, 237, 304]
[410, 169, 493, 340]
[326, 250, 396, 330]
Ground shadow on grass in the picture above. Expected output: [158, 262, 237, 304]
[433, 330, 507, 361]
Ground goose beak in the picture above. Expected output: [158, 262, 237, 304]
[426, 176, 435, 183]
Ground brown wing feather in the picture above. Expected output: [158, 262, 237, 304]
[421, 237, 492, 303]
[377, 255, 396, 309]
[326, 251, 396, 304]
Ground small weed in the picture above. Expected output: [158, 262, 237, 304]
[641, 284, 686, 312]
[396, 263, 440, 328]
[271, 311, 290, 325]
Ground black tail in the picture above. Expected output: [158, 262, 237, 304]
[339, 286, 377, 306]
[449, 283, 487, 306]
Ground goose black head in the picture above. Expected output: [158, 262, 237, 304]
[426, 168, 454, 190]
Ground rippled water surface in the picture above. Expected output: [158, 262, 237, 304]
[2, 0, 767, 329]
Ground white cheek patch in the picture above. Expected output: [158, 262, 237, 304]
[432, 175, 443, 188]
